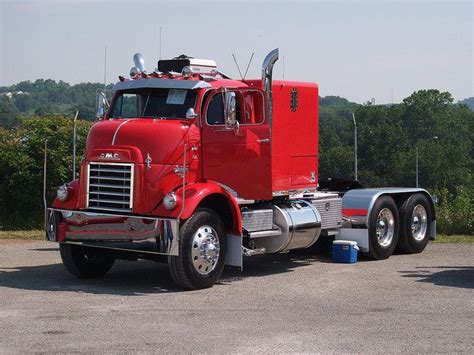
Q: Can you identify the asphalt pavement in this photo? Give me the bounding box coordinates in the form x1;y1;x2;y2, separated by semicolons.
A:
0;239;472;353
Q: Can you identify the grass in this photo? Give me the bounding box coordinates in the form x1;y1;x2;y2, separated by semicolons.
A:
0;231;472;243
433;234;474;244
0;230;44;240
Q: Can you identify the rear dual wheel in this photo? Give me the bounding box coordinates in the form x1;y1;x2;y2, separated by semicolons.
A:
367;196;399;260
398;193;432;254
366;193;432;260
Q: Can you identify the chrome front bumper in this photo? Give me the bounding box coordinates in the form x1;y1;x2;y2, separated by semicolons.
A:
46;208;179;256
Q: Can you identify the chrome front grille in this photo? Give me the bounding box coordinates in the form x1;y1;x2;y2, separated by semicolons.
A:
87;162;134;213
312;197;342;230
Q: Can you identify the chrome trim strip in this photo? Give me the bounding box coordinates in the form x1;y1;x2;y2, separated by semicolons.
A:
272;187;318;197
112;119;133;145
112;78;211;91
86;206;135;213
89;183;131;189
89;162;133;166
63;241;168;256
85;164;90;208
89;191;130;197
90;176;131;181
249;229;282;239
89;198;130;205
129;164;135;209
90;167;131;173
51;208;150;219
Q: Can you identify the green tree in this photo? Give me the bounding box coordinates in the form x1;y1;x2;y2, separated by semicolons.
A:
0;116;92;229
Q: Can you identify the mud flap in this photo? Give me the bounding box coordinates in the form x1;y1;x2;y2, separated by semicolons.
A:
226;234;243;270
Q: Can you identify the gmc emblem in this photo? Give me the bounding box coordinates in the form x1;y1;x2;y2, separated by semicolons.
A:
99;152;120;160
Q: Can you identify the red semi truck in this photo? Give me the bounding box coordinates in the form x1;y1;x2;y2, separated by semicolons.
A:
46;49;436;289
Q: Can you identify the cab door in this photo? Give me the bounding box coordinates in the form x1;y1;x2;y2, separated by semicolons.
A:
201;89;272;200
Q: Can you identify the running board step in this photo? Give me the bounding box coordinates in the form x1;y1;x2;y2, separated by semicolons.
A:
242;246;266;257
248;228;282;239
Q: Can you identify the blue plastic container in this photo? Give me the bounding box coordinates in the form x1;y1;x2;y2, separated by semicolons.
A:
332;240;359;263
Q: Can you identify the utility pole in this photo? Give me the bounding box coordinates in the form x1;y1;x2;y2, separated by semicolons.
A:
72;110;79;180
352;113;358;181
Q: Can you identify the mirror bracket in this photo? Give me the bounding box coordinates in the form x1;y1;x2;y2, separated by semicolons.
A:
224;91;238;132
96;89;110;119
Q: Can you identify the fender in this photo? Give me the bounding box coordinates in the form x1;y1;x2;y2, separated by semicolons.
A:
342;187;436;226
339;187;437;252
152;181;242;235
51;179;80;210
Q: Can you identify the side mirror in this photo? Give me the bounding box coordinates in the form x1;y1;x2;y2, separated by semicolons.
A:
96;90;109;119
224;91;239;131
186;108;198;119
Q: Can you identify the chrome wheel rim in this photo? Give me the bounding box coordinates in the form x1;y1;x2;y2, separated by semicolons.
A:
46;212;57;241
191;225;220;275
376;208;395;247
411;204;428;241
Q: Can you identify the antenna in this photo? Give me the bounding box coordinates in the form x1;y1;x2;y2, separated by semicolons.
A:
103;44;107;88
159;26;162;60
282;55;285;80
232;54;244;80
243;52;254;81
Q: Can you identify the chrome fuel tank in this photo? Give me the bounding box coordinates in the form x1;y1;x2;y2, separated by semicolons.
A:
252;200;322;253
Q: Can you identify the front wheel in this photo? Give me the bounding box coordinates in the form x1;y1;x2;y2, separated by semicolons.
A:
366;196;400;260
397;193;432;254
168;208;227;290
60;244;115;278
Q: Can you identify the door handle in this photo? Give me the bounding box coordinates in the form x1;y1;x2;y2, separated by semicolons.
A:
257;138;270;143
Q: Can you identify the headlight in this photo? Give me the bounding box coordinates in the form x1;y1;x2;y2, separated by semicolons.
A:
163;192;177;210
56;184;69;201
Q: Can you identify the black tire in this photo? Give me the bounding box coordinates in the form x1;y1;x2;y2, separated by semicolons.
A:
60;244;115;278
366;196;399;260
397;193;432;254
168;208;227;290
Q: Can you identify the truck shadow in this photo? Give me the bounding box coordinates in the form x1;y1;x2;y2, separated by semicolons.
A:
221;248;333;284
0;261;179;295
399;266;474;289
0;242;334;296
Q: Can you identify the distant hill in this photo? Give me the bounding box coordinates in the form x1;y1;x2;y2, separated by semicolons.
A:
319;95;358;108
458;97;474;110
0;79;106;127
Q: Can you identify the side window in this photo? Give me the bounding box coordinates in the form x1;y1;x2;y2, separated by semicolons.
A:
206;91;255;125
207;93;225;125
112;94;138;118
241;91;264;124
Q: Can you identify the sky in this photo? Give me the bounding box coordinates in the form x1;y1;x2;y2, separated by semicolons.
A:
0;0;472;103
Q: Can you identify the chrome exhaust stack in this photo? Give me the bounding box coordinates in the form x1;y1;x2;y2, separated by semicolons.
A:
261;48;279;130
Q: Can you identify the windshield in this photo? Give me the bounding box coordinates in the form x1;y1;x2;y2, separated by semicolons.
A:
109;88;197;119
